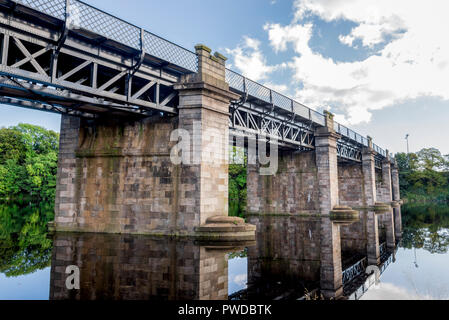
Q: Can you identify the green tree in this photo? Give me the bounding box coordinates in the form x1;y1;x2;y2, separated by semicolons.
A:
0;124;59;201
229;146;247;218
417;148;446;171
396;147;449;204
0;128;27;164
0;202;54;277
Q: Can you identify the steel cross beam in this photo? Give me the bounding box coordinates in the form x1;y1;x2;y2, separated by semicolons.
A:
337;140;363;163
230;102;315;150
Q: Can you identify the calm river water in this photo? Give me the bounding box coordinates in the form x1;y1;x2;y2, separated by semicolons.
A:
0;202;448;300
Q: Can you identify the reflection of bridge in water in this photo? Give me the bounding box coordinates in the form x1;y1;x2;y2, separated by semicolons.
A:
50;209;401;300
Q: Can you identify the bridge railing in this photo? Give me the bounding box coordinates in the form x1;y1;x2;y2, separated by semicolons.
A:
225;69;389;156
12;0;389;158
334;122;369;147
226;69;326;126
342;257;367;285
15;0;199;72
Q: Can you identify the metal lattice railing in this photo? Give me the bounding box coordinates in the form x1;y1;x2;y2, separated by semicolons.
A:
72;0;141;49
226;69;326;127
17;0;66;19
379;243;387;258
12;0;390;158
342;258;367;284
335;122;370;147
15;0;198;72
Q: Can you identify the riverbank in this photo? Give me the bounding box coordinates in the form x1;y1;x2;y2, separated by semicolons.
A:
402;189;449;205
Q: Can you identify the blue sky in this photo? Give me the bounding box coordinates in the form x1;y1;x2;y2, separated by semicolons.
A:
1;0;448;154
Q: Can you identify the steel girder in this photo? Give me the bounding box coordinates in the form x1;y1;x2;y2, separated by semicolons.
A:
229;102;315;150
337;140;363;163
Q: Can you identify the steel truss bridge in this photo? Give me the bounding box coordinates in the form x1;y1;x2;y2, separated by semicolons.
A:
0;0;392;165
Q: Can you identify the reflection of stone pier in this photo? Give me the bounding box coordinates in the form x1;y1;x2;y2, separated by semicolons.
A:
247;216;347;300
50;233;243;300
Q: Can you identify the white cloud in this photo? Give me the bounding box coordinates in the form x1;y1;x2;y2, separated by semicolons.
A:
262;82;290;95
226;0;449;125
225;36;284;82
361;282;440;300
338;22;404;48
233;274;247;287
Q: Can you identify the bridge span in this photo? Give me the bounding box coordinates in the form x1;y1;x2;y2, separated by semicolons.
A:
0;0;402;259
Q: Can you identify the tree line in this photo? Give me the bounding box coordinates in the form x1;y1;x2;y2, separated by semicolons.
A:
395;148;449;203
0;124;59;201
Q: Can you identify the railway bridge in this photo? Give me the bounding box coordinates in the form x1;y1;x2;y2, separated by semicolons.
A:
0;0;402;248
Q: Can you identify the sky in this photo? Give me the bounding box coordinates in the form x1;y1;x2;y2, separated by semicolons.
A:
1;0;448;154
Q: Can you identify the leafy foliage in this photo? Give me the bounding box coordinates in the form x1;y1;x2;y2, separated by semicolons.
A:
229;147;247;218
0;202;54;277
396;148;449;203
401;204;449;254
0;124;59;201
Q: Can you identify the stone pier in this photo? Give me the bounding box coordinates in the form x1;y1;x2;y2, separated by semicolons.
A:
362;141;377;207
53;44;255;240
315;111;341;215
319;217;344;299
378;155;393;203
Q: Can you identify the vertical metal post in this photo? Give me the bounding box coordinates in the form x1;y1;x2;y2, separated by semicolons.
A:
91;63;97;89
52;0;70;82
1;34;9;66
155;82;160;106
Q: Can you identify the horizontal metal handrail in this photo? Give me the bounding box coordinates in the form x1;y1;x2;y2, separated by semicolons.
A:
15;0;198;72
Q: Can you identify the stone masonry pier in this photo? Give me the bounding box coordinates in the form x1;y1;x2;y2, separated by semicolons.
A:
54;45;255;240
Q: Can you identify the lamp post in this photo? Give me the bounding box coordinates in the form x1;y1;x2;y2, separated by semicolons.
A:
405;134;410;154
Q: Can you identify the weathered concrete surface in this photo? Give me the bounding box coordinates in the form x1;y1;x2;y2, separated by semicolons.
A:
247;151;319;215
338;163;366;208
315;112;341;215
362;147;377;207
50;233;232;300
54;115;185;235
